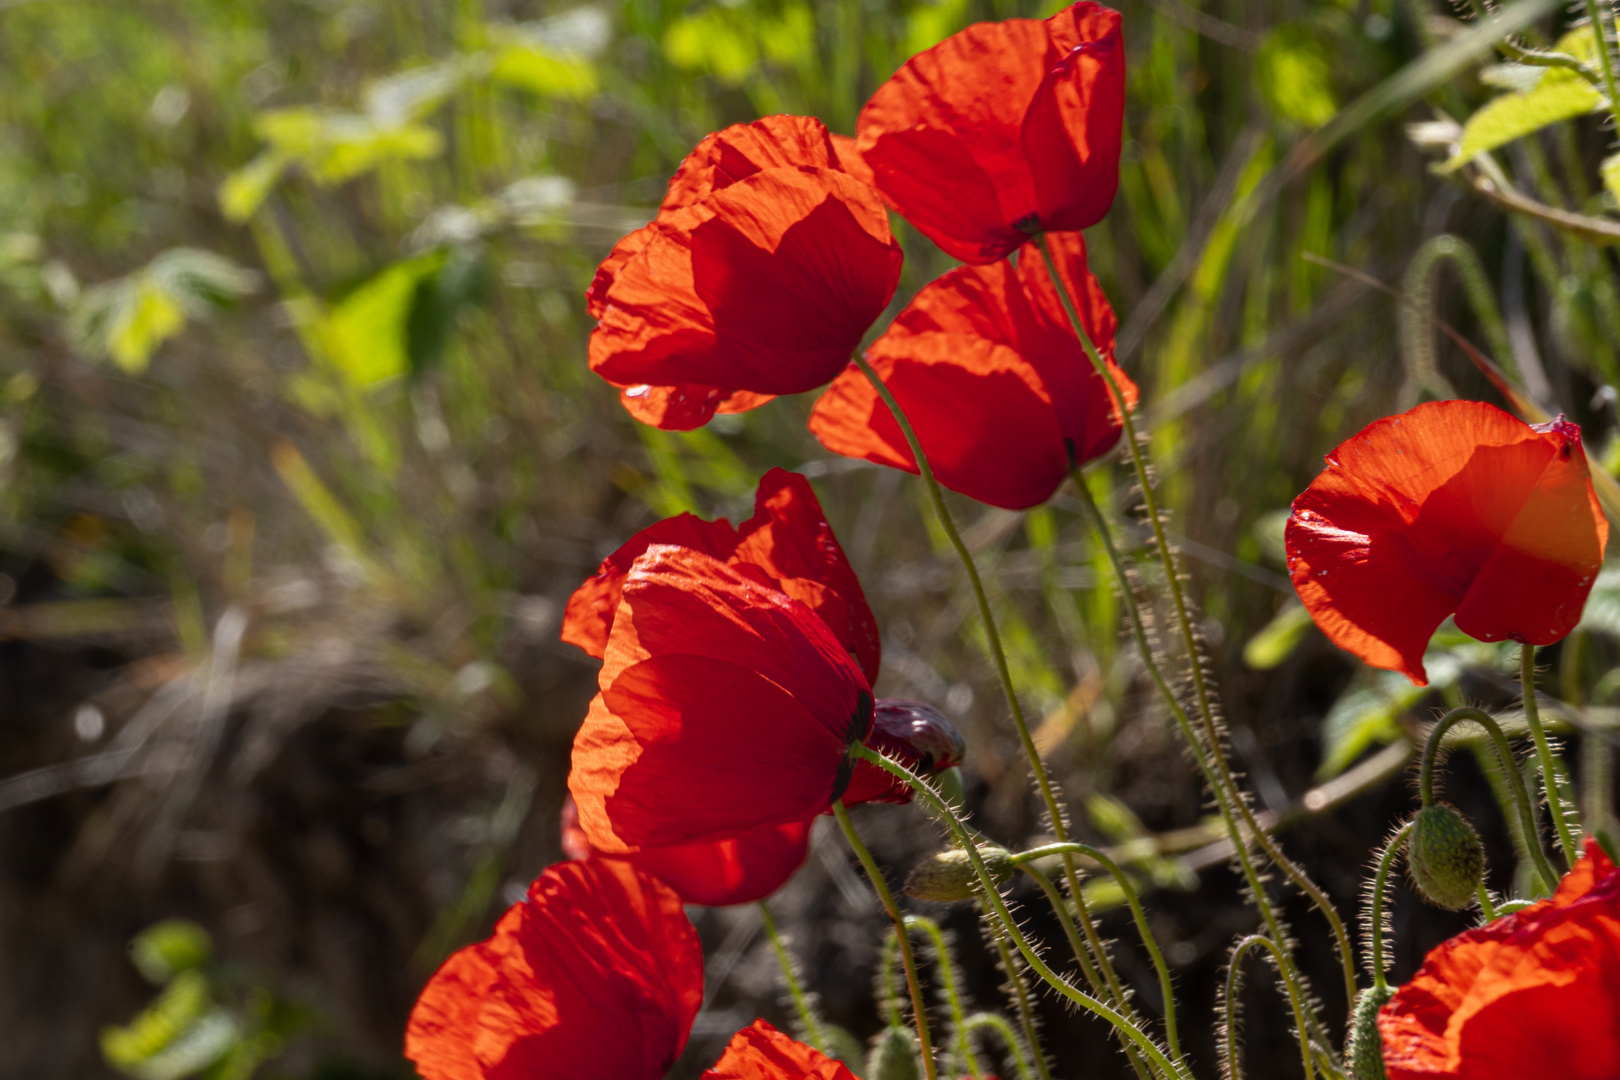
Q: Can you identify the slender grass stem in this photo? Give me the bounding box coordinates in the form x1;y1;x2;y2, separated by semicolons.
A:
852;354;1151;1079
832;800;937;1080
1043;232;1356;1012
851;744;1191;1080
1420;706;1559;892
759;901;825;1052
1224;934;1316;1080
1521;646;1581;863
1367;822;1413;993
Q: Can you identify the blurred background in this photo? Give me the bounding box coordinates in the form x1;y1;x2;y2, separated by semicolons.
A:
5;0;1620;1077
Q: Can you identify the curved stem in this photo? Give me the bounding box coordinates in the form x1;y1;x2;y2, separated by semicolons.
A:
1224;934;1316;1080
989;928;1055;1080
851;744;1190;1080
906;915;981;1079
962;1012;1036;1080
853;353;1150;1078
759;902;825;1052
1068;469;1355;1013
1046;238;1357;1011
832;800;937;1080
1012;844;1182;1066
1419;706;1558;892
1018;863;1108;995
1367;822;1413;993
1521;646;1580;864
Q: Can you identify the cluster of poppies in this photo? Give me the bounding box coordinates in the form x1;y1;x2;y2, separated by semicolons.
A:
403;1;1620;1077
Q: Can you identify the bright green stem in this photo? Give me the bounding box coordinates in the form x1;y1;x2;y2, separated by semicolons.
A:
1419;706;1558;892
759;901;825;1052
961;1012;1036;1080
1368;822;1414;993
905;916;981;1078
1476;884;1498;921
989;928;1055;1080
851;744;1191;1080
852;353;1148;1073
1584;0;1620;126
1018;863;1109;997
1012;844;1182;1066
832;800;938;1080
1521;646;1580;864
1224;935;1316;1080
1045;233;1357;1013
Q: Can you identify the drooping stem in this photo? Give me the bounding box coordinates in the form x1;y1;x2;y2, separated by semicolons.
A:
1223;934;1316;1080
852;353;1151;1073
1521;645;1580;864
961;1012;1036;1080
1367;822;1413;993
989;927;1055;1080
1012;844;1182;1066
906;915;981;1079
1420;706;1559;892
759;901;825;1052
1043;235;1357;1012
832;800;937;1080
851;744;1191;1080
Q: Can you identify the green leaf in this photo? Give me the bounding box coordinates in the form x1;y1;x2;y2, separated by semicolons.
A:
1243;601;1314;669
101;970;213;1072
904;0;973;58
254;108;442;185
405;246;487;377
322;253;444;387
489;45;598;99
363;59;467;126
1577;563;1620;636
1449;28;1607;166
218;152;287;223
663;10;757;83
1258;25;1339;127
1603;153;1620;206
1085;793;1147;844
130;920;213;985
1318;653;1462;779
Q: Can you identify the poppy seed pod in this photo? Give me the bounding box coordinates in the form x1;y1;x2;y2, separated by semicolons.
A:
904;844;1016;902
1346;984;1394;1080
869;1026;922;1080
1407;804;1485;911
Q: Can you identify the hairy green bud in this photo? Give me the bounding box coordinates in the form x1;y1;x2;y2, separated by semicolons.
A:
1407;803;1485;911
870;1025;921;1080
1345;984;1394;1080
903;845;1015;902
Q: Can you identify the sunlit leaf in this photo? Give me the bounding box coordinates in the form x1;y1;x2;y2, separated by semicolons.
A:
1577;563;1620;636
406;246;487;377
1258;25;1338;127
129;921;212;985
1448;27;1606;166
101;971;213;1072
489;45;598;99
364;59;467;127
1603;152;1620;206
1243;601;1314;669
254;108;443;185
664;10;757;83
757;2;815;66
322;253;444;387
1318;653;1462;779
904;0;972;58
218;151;288;223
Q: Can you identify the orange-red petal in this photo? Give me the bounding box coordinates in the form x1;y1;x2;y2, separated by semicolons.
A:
855;3;1124;263
405;859;703;1080
702;1019;859;1080
1286;401;1607;684
560;468;881;684
1379;840;1620;1079
569;546;872;853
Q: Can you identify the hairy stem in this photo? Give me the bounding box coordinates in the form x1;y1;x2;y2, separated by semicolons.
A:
962;1012;1036;1080
1521;646;1580;863
759;902;825;1052
832;800;937;1080
906;915;981;1078
1224;934;1316;1080
1367;822;1413;993
989;927;1055;1080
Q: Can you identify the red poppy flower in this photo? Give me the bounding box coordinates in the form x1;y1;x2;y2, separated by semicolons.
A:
854;2;1125;264
569;544;873;854
809;231;1135;510
1286;400;1608;685
405;858;703;1080
1378;839;1620;1079
561;794;815;908
562;467;881;685
702;1020;858;1080
587;115;904;431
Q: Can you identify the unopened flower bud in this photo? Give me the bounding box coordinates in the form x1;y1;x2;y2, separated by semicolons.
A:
1345;984;1393;1080
846;699;968;806
1407;804;1484;911
870;1025;921;1080
904;844;1015;902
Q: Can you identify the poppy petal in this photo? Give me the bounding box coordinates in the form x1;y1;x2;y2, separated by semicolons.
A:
1288;401;1608;683
856;3;1124;263
405;859;703;1080
613;383;776;431
702;1019;859;1080
569;546;872;853
589;167;903;397
663;115;841;213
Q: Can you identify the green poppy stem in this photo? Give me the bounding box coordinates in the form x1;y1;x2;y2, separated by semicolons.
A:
1521;645;1581;864
758;901;826;1052
1368;821;1414;993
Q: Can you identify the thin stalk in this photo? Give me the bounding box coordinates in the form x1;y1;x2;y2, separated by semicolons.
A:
906;916;981;1078
1019;863;1109;996
1224;935;1316;1080
1367;822;1413;993
1048;232;1357;1012
1012;844;1182;1066
989;928;1056;1080
1419;706;1559;892
852;353;1151;1079
1521;646;1580;863
759;902;825;1052
879;933;904;1027
961;1013;1036;1080
832;801;938;1080
1582;0;1620;124
851;744;1191;1080
1476;884;1498;921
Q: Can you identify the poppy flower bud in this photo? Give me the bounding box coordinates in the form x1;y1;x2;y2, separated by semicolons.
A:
1345;984;1393;1080
842;699;968;806
1407;804;1485;911
904;844;1016;902
869;1026;922;1080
